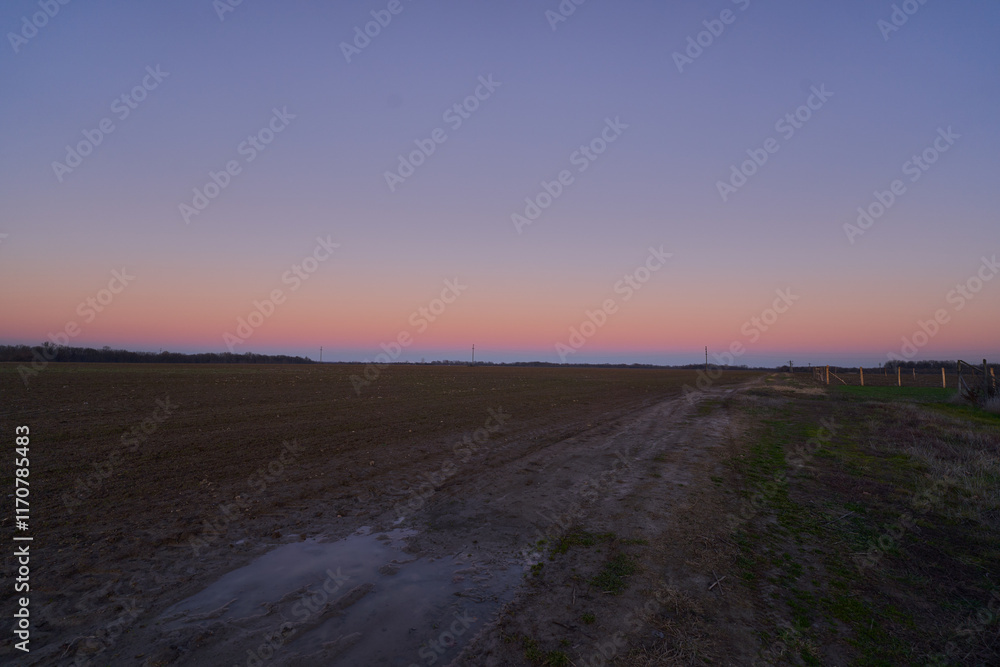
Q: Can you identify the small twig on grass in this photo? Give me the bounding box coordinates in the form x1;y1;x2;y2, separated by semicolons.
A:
823;511;854;525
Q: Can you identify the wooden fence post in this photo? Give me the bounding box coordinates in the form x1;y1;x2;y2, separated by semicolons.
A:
941;367;945;388
860;367;864;387
912;368;915;380
985;359;990;396
897;366;901;387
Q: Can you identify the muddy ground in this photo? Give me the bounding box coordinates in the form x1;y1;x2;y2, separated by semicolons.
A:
3;365;998;666
0;364;755;665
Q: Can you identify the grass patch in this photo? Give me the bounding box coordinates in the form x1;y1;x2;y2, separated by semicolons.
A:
833;385;956;403
926;401;1000;427
729;387;1000;665
590;553;637;595
696;399;720;416
519;636;571;666
552;530;615;555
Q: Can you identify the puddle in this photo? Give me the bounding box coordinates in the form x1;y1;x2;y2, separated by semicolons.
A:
159;528;523;666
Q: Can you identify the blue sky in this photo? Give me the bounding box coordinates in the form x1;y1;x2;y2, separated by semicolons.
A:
1;0;998;366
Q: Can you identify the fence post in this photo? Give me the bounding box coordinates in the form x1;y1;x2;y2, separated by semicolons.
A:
897;366;901;387
826;365;829;385
860;367;864;387
941;367;945;388
985;359;989;396
912;368;915;380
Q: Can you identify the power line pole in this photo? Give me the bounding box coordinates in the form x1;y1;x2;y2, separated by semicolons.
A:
320;346;323;363
705;346;708;373
472;344;475;366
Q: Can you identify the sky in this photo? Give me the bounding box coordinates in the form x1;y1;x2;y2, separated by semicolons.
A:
1;0;998;367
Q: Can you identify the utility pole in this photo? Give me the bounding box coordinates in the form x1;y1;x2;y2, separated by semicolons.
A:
472;344;475;366
320;346;323;363
705;346;708;373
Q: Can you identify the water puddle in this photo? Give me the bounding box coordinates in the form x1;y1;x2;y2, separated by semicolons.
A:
159;528;523;666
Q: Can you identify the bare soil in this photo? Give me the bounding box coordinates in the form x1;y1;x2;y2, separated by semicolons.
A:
3;365;996;666
0;364;755;665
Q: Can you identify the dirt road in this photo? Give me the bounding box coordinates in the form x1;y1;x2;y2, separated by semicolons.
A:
6;368;760;666
158;384;752;666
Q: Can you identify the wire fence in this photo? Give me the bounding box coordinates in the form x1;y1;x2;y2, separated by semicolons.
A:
808;360;997;393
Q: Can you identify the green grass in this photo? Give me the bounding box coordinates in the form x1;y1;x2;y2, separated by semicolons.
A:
696;399;720;416
519;636;571;666
832;385;956;402
553;530;615;555
590;553;637;595
926;401;1000;427
729;386;1000;665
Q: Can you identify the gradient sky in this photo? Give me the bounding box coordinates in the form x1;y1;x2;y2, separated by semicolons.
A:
1;0;998;366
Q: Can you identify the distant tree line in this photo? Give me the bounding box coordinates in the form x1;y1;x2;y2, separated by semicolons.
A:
0;344;314;364
334;360;764;369
4;344;971;370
